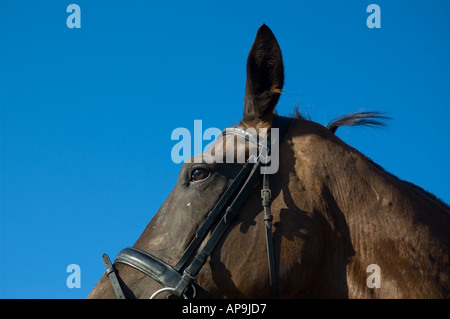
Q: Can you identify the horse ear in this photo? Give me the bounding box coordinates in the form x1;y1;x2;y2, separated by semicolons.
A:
243;24;284;122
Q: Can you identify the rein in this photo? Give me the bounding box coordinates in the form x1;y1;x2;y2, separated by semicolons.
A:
101;116;291;299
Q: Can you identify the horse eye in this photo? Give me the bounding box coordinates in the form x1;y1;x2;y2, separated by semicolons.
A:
190;169;210;182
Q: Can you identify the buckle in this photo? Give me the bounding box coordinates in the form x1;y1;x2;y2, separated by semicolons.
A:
261;189;272;207
261;189;271;199
183;268;198;281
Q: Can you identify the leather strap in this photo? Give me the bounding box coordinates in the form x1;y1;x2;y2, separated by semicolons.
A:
115;247;182;289
102;253;125;299
262;172;277;298
262;115;291;298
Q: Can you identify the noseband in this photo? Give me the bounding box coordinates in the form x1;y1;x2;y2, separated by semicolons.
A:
101;116;291;299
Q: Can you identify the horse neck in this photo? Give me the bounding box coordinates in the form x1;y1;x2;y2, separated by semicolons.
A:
290;125;450;298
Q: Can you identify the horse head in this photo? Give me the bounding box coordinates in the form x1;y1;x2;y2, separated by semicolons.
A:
88;25;450;299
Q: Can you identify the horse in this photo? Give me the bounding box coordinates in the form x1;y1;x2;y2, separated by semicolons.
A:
88;24;450;299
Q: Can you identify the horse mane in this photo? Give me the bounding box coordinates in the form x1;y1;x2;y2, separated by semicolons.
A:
289;107;449;211
289;108;390;133
326;111;391;133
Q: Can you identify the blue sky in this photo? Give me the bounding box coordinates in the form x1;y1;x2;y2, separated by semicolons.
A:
1;1;449;298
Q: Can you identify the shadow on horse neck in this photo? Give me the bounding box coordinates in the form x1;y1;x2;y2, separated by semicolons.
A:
272;117;449;298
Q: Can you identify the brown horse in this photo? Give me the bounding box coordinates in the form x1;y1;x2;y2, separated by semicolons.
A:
88;25;450;299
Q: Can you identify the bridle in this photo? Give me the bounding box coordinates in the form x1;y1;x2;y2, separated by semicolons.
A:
101;116;291;299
